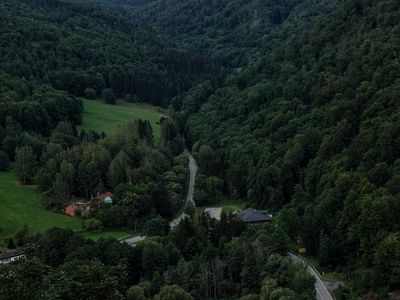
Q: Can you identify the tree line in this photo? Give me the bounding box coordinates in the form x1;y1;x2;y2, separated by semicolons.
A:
9;116;187;233
0;215;315;300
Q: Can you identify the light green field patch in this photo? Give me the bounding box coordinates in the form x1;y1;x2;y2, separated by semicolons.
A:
217;198;245;214
0;171;82;241
195;197;245;217
77;99;166;140
82;230;129;241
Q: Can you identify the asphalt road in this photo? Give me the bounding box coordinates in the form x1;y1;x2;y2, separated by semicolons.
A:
122;149;197;238
169;148;198;228
288;253;334;300
123;151;332;300
184;148;198;205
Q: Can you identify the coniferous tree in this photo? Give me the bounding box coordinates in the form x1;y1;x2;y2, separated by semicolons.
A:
15;146;36;185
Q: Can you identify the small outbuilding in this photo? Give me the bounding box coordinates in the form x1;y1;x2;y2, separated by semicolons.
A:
64;192;113;217
204;207;222;220
234;208;272;224
96;192;113;204
65;201;90;217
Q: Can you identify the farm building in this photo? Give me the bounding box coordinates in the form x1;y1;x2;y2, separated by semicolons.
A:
65;192;113;217
0;249;25;265
65;201;90;217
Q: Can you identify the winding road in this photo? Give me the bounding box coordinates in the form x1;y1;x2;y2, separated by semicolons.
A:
122;148;198;242
169;148;198;228
123;146;333;300
288;253;334;300
184;148;198;205
170;149;333;300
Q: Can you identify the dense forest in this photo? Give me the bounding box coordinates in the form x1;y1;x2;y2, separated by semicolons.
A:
0;0;218;106
124;0;400;297
0;221;314;300
0;0;220;173
1;0;400;298
179;0;400;297
127;0;342;67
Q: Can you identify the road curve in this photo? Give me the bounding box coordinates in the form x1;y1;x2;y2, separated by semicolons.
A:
288;253;333;300
169;148;198;228
123;149;198;239
184;148;198;205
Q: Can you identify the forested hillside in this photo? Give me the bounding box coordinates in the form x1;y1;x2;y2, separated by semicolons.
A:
1;0;400;298
130;0;340;66
179;0;400;296
0;0;217;187
0;0;199;246
0;0;315;299
0;0;217;106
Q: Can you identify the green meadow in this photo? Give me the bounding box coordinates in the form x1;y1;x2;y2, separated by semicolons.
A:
0;170;82;242
0;100;165;244
195;197;245;218
77;99;166;141
82;231;129;241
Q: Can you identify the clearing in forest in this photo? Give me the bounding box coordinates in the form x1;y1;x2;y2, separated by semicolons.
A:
78;99;166;141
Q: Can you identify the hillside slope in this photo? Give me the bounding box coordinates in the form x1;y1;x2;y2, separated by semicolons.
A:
182;0;400;295
129;0;340;66
0;0;217;106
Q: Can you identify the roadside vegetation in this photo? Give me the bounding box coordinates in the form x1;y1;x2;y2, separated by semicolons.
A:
82;230;129;241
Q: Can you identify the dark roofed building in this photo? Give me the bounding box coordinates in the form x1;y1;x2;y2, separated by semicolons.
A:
0;249;25;265
234;208;272;224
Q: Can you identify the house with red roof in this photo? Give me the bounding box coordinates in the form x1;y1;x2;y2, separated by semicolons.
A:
64;192;113;217
65;201;90;217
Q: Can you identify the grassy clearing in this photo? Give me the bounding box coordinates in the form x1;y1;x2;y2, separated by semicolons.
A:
77;99;166;140
218;198;245;214
195;197;245;217
82;230;129;241
0;101;166;245
0;170;82;242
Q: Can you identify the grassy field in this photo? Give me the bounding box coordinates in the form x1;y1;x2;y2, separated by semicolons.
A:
0;171;82;242
218;198;245;214
82;230;129;241
78;99;166;141
195;197;245;217
0;100;161;245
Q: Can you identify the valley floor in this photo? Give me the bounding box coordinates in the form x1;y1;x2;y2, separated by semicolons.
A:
77;99;166;140
0;100;165;246
0;170;81;242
